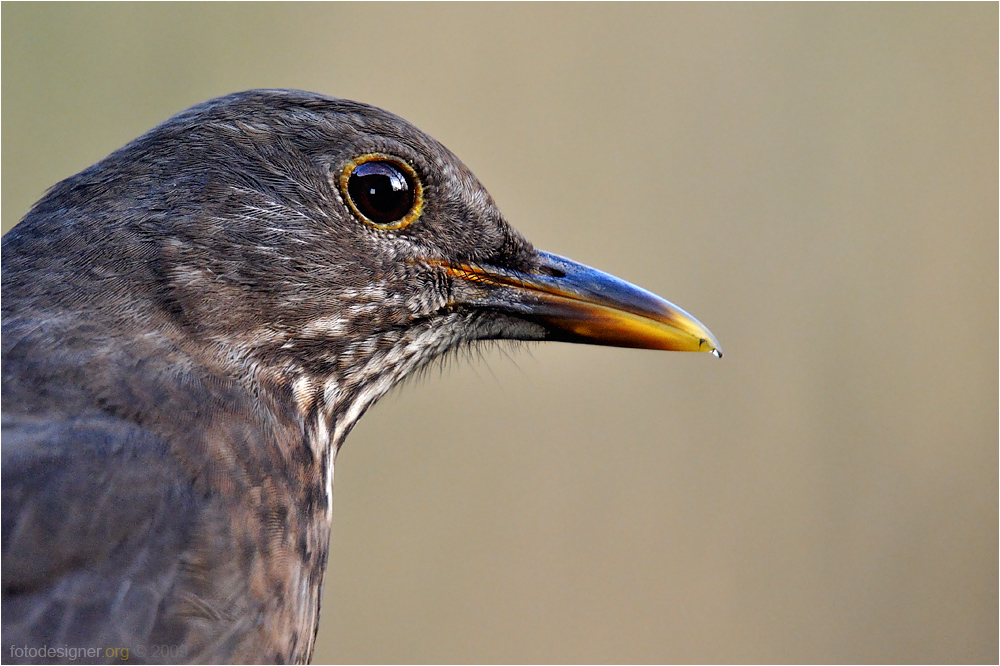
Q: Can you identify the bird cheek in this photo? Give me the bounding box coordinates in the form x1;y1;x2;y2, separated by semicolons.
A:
402;272;452;319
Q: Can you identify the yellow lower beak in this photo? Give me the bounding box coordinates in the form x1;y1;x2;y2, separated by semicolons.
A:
435;251;722;357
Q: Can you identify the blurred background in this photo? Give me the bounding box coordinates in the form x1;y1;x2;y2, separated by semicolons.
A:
3;4;996;663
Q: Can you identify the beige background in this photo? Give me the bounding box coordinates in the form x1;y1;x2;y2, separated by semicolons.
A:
3;4;996;663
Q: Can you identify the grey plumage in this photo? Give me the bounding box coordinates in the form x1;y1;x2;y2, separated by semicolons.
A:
2;90;719;664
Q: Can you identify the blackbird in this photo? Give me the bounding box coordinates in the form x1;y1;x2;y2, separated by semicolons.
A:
1;90;720;664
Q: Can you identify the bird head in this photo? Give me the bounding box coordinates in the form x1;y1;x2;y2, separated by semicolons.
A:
7;89;719;443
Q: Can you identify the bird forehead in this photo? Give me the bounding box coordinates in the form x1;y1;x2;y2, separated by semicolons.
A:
180;91;522;250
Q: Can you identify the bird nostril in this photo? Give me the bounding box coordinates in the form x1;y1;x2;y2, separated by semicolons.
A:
537;264;566;279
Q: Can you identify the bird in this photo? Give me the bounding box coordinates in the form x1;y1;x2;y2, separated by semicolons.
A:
1;89;721;664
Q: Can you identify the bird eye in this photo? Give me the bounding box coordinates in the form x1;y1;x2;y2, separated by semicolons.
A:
340;155;422;230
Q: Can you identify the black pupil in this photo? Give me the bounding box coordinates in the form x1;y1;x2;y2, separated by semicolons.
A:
347;161;414;224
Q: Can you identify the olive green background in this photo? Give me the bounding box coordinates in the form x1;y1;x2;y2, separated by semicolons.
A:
3;3;996;663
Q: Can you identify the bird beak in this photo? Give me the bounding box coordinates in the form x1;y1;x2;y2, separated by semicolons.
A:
434;250;722;356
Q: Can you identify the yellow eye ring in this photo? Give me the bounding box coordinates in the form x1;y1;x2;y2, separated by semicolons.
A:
339;153;423;230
